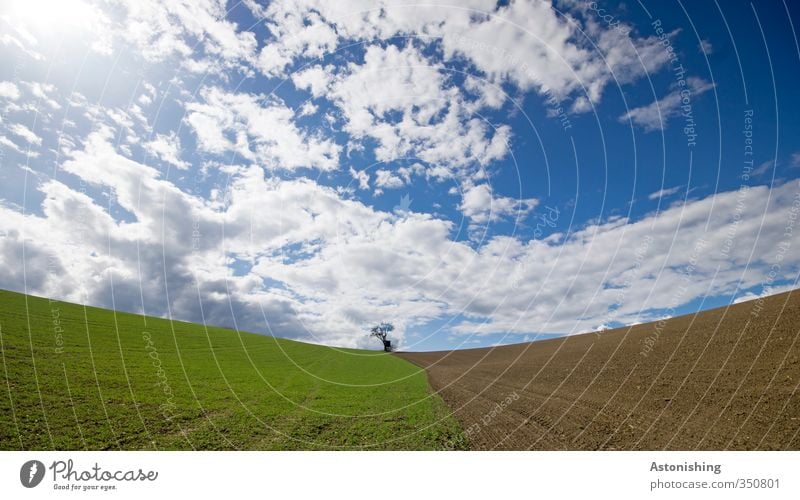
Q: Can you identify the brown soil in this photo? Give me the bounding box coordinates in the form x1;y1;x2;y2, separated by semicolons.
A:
397;290;800;450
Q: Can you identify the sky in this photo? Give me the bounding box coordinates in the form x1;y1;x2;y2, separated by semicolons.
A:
0;0;799;351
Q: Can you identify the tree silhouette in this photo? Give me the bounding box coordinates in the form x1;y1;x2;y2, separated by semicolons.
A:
370;322;395;352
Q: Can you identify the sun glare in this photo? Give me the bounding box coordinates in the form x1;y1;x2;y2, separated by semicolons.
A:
2;0;105;38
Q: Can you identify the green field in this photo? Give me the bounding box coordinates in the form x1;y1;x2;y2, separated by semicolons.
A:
0;289;464;450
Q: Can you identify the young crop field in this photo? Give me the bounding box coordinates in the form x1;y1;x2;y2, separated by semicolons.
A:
0;289;464;450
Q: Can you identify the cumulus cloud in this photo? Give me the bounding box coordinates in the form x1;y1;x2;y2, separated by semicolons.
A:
733;283;798;304
24;81;61;109
144;132;189;170
0;135;28;155
318;43;513;179
254;0;672;107
4;126;798;348
255;9;337;76
185;86;341;171
374;169;406;190
0;128;310;339
114;0;257;71
8;123;42;145
349;167;370;191
2;0;795;353
291;65;334;98
459;183;538;224
0;81;20;100
449;181;800;336
619;77;715;132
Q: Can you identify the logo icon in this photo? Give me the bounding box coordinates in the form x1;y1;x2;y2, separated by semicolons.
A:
20;460;45;488
393;194;413;214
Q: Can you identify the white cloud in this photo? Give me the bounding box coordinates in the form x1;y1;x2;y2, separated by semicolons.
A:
144;132;189;170
255;10;338;77
459;183;538;224
752;160;773;177
0;81;20;100
322;43;512;177
451;181;800;336
2;127;800;348
298;101;318;117
648;185;683;200
114;0;257;71
291;65;334;98
24;81;61;109
374;169;405;190
256;44;293;76
185;87;341;171
1;0;795;353
619;77;715;131
0;135;27;154
8;123;42;145
463;75;507;110
733;284;797;304
570;96;592;114
699;39;714;55
2;0;113;55
349;167;370;190
256;0;672;108
0;15;44;61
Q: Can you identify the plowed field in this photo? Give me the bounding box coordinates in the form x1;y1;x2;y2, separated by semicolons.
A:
398;290;800;450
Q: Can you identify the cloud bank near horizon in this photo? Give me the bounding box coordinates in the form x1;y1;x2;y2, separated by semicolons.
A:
0;0;798;349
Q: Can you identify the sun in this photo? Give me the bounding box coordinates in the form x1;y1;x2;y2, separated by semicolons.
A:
1;0;109;40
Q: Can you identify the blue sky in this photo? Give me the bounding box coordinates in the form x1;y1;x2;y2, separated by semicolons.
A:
0;0;799;351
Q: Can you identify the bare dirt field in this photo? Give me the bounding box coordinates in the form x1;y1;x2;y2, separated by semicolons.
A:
397;290;800;450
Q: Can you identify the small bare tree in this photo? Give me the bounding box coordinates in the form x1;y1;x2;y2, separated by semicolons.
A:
370;322;395;352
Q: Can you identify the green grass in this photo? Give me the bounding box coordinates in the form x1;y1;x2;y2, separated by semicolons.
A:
0;289;464;450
